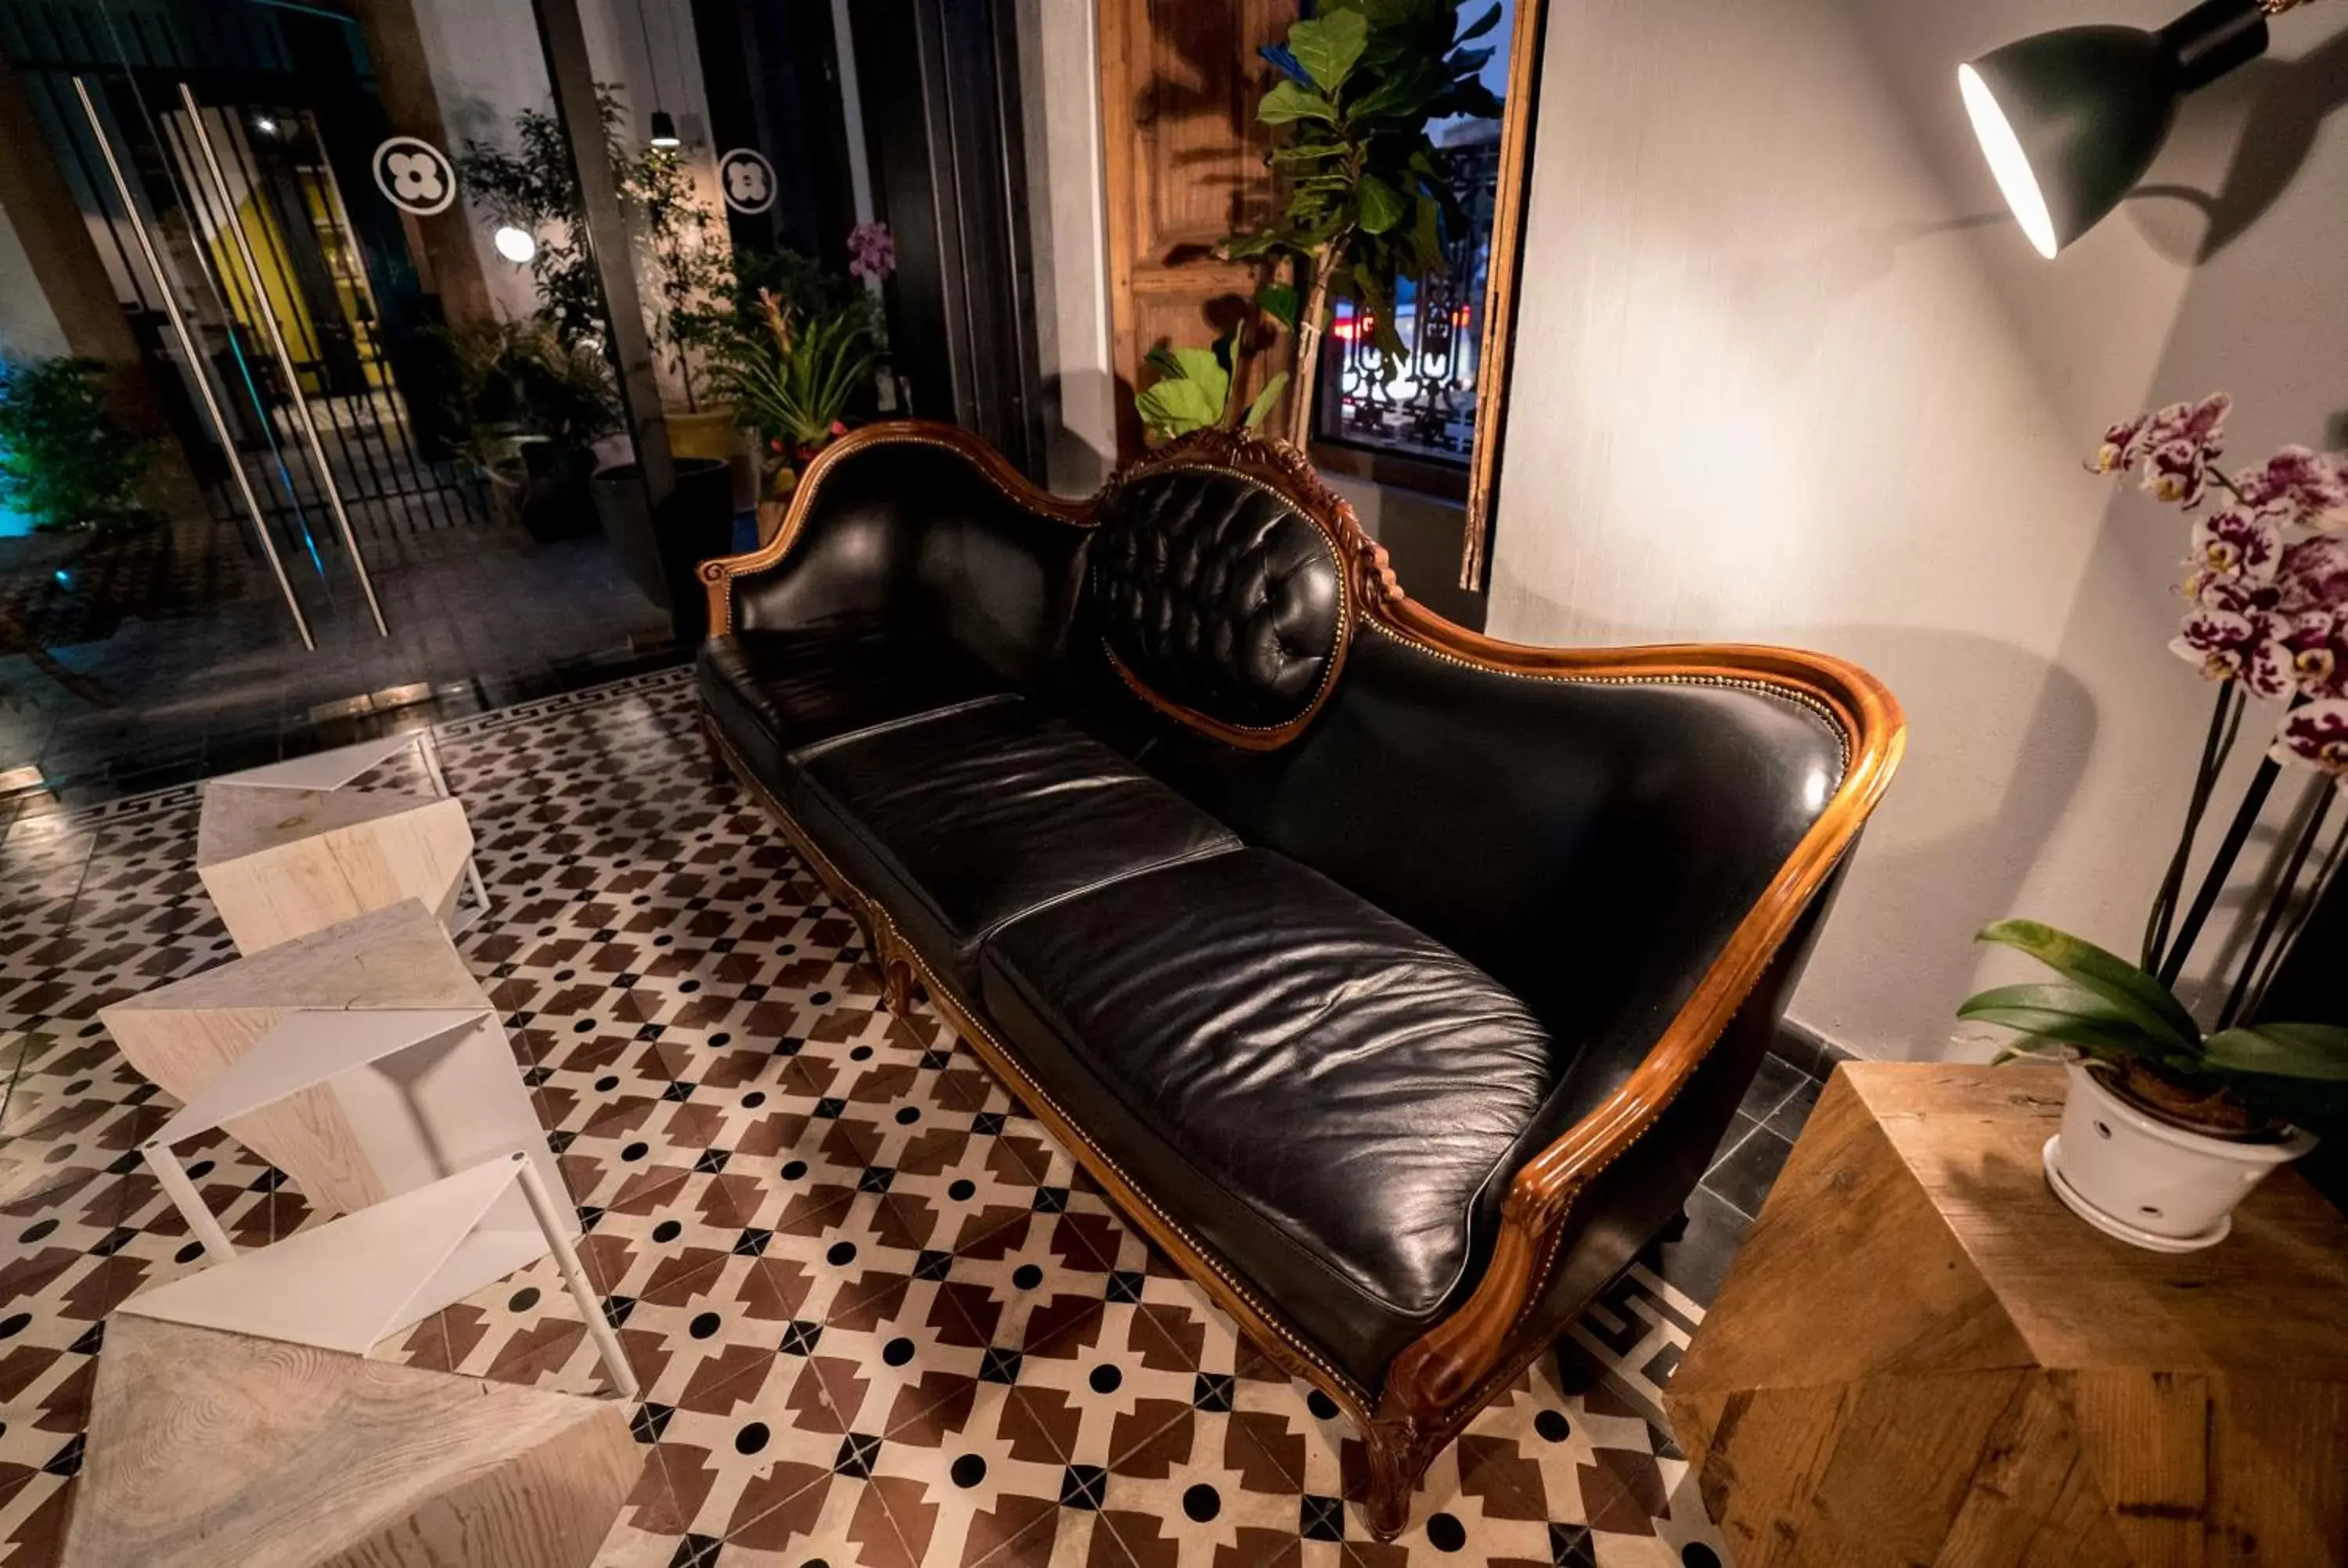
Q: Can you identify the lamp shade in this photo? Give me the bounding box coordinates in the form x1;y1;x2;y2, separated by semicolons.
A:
649;110;680;149
1960;0;2267;257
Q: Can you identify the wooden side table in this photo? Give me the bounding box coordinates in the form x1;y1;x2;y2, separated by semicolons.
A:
99;901;556;1217
1665;1063;2348;1568
64;1314;638;1568
197;732;486;955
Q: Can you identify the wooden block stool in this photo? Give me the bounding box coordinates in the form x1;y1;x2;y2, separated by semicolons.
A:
197;732;484;955
1666;1063;2348;1568
98;901;553;1217
63;1314;638;1568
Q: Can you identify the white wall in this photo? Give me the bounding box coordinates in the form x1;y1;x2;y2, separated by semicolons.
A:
1487;0;2348;1059
1017;0;1118;496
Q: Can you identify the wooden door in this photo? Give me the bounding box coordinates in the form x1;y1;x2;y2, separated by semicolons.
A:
1097;0;1296;459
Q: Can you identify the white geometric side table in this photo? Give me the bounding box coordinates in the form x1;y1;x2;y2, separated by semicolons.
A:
124;1005;626;1396
124;1152;632;1397
100;901;538;1215
198;732;488;955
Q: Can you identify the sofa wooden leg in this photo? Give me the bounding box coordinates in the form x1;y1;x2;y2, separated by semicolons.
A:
698;717;729;789
880;956;916;1016
1362;1418;1423;1542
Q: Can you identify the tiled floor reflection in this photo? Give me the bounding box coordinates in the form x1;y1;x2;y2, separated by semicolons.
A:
0;509;674;822
0;667;1821;1566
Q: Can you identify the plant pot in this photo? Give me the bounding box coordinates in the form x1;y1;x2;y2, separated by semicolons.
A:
515;440;597;541
589;456;734;646
667;405;758;514
2043;1060;2316;1251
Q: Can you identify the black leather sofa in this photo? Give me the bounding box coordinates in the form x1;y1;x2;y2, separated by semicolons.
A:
696;421;1903;1537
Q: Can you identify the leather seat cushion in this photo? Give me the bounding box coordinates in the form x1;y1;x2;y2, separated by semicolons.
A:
697;617;1010;788
791;699;1240;993
978;849;1559;1389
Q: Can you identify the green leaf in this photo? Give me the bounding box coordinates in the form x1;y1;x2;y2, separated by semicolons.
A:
1242;372;1289;430
1143;345;1185;379
1258;80;1338;125
1955;1004;2173;1059
1356;174;1408;234
1287;11;1370;93
1135;376;1225;440
2202;1024;2348;1081
1349;57;1448;124
1954;981;2170;1052
1164;346;1228;390
1457;4;1502;42
1973;919;2202;1055
1255;282;1300;332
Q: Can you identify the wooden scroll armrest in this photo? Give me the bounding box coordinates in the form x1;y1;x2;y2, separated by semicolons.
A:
1380;1056;1696;1418
1381;700;1903;1420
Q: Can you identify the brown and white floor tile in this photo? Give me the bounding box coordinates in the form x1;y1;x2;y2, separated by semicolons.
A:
0;667;1740;1568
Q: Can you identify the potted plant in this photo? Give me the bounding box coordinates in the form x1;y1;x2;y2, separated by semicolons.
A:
1960;919;2341;1248
0;356;153;534
436;320;618;538
631;132;736;463
1131;0;1498;448
1961;395;2348;1249
712;288;877;541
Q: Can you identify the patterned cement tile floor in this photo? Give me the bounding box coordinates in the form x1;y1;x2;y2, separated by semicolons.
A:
0;666;1820;1567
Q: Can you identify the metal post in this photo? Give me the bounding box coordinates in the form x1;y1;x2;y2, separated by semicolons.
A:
511;1154;640;1400
145;1141;239;1266
178;85;388;638
72;77;315;650
530;0;674;512
412;729;492;923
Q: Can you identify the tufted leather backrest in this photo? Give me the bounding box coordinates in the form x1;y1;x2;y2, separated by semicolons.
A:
1086;467;1348;741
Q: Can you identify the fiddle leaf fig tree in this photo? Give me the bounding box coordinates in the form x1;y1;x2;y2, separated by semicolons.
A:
1225;0;1501;448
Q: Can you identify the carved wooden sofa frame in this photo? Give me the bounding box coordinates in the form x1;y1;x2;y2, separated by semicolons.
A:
696;420;1905;1538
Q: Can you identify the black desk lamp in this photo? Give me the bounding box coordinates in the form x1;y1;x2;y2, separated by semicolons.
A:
1960;0;2315;256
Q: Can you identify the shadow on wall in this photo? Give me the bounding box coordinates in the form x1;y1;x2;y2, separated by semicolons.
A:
1723;214;2008;382
1813;625;2099;1059
2130;19;2348;262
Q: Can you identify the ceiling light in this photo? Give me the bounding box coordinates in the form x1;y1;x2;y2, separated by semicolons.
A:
493;225;538;264
648;110;681;150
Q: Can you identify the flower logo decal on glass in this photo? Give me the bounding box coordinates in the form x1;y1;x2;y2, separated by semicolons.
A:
370;136;456;217
718;149;776;216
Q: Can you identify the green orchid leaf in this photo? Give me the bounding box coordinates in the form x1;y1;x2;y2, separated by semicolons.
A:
1287;11;1370;93
1957;983;2165;1047
2202;1024;2348;1081
1956;1005;2169;1058
1255;282;1300;332
1242;372;1289;430
1356;174;1409;234
1259;80;1338;125
1973;919;2200;1054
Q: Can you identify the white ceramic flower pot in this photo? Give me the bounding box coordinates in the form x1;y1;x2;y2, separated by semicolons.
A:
2043;1061;2316;1251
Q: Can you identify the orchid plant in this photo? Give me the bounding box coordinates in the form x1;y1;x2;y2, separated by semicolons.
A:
1959;395;2348;1131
